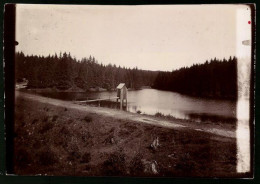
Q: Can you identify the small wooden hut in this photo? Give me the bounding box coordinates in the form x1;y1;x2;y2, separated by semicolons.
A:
116;83;127;110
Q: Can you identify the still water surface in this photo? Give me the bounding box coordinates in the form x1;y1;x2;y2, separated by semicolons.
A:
33;89;237;122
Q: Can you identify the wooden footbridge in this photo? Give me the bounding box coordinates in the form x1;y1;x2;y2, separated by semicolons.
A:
76;83;128;110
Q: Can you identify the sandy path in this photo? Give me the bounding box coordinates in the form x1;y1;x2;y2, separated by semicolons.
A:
15;91;236;139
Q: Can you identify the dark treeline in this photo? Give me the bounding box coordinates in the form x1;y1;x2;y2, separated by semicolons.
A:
153;57;237;99
15;52;158;90
15;52;237;99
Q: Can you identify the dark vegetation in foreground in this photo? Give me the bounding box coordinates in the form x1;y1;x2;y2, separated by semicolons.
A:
153;57;238;99
15;52;237;99
14;95;241;177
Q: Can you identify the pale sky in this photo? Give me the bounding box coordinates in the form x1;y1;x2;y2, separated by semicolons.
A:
16;4;250;71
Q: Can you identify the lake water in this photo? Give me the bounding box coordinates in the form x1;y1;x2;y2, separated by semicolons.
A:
30;89;237;122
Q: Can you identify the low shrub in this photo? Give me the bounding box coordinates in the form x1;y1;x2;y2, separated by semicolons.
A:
60;126;70;135
81;152;91;163
39;122;53;134
129;153;144;175
15;148;31;167
52;115;58;122
67;151;81;161
101;152;127;176
42;116;49;122
32;118;38;124
155;112;164;117
37;149;58;166
83;116;92;123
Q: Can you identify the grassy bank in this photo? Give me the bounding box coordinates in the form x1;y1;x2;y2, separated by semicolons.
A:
14;94;238;177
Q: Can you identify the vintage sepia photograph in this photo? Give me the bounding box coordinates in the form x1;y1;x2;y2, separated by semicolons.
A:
7;4;254;177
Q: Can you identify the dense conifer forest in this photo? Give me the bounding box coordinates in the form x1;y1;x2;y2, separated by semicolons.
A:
15;52;158;90
15;52;237;99
153;57;238;99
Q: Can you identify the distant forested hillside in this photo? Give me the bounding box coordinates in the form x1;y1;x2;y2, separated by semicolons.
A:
15;52;158;90
153;57;238;99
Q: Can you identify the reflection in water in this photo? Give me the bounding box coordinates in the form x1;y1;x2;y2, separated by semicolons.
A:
126;89;236;122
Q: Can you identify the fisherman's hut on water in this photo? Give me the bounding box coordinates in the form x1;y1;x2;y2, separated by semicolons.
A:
116;83;127;110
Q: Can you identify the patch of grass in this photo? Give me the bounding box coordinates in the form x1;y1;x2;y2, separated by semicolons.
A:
81;132;91;142
36;149;58;166
43;107;49;112
60;126;70;135
103;135;115;145
54;133;69;149
52;115;58;122
109;127;115;133
67;144;80;161
42;116;49;122
33;142;41;149
39;122;54;134
101;152;127;176
81;152;91;163
118;129;130;137
15;148;31;167
175;152;195;173
67;151;81;161
129;153;144;176
32;118;38;124
83;115;92;123
68;119;73;124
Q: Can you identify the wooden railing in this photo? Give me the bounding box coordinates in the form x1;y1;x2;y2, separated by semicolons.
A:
76;97;119;103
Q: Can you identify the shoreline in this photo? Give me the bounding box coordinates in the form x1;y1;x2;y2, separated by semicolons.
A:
18;88;238;129
16;90;236;138
19;86;237;101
